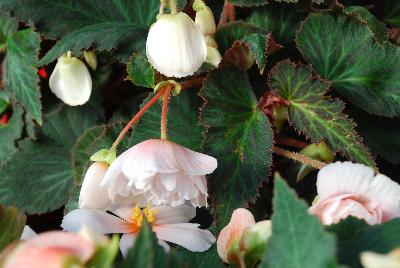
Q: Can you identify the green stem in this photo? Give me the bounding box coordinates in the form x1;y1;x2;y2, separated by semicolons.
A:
169;0;177;14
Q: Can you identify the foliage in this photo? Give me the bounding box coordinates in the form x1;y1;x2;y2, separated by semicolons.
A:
0;0;399;267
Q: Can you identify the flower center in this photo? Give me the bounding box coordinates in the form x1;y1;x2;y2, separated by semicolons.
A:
130;206;158;228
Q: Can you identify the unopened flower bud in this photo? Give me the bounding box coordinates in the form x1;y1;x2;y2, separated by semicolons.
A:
49;51;92;106
83;50;97;70
146;12;207;78
205;46;222;67
240;220;272;267
361;249;400;268
194;0;216;36
205;35;218;48
79;162;110;209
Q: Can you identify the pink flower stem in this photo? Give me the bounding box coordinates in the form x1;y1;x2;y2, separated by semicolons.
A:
274;146;326;169
275;137;310;149
160;85;173;140
111;87;167;150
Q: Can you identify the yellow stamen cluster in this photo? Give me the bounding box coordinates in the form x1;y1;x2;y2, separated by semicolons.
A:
130;206;158;227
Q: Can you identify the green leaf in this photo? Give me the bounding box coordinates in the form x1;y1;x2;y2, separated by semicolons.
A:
269;61;375;168
344;6;388;43
216;21;266;53
36;22;148;66
373;0;400;27
0;104;23;166
0;105;103;214
130;89;204;151
247;3;307;44
0;205;26;251
350;107;400;165
200;67;273;231
261;174;337;268
127;53;155;88
177;248;222;268
0;0;159;38
220;33;271;74
228;0;268;7
4;29;41;124
296;12;400;117
327;217;370;241
119;220;181;268
329;218;400;268
0;91;9;115
0;11;17;44
86;235;120;268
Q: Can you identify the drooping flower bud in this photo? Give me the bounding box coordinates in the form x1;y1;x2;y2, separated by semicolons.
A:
49;51;92;106
205;46;222;67
79;162;110;209
193;0;217;36
240;220;272;267
83;50;98;70
146;12;207;78
217;208;256;264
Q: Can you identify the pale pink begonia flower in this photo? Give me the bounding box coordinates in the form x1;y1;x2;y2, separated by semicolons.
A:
217;208;256;263
309;162;400;225
1;231;95;268
101;139;218;208
62;203;215;257
79;162;111;209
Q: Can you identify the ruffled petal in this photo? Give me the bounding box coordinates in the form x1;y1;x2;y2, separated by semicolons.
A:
119;234;137;257
155;203;196;225
367;174;400;220
317;162;374;199
62;209;132;234
21;225;37;240
154;223;215;252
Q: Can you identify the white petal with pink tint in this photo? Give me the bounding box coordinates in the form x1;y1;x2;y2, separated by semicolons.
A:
119;234;137;257
154;223;215;252
155;203;196;225
79;162;110;209
367;174;400;221
62;209;132;234
217;208;256;263
317;162;374;199
102;139;217;207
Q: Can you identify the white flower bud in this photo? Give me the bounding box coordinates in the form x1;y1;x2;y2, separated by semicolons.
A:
194;1;216;36
205;35;218;48
49;52;92;106
79;162;110;209
205;46;222;67
146;12;207;78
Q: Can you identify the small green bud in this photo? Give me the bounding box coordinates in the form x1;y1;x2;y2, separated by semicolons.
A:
297;142;334;181
90;149;116;165
83;50;98;70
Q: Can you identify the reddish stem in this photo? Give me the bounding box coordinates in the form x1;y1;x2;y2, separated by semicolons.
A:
161;85;172;140
276;137;309;149
218;0;231;27
274;147;326;169
111;87;167;150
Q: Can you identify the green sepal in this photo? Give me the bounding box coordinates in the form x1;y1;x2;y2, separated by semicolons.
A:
297;142;334;181
86;235;120;268
154;80;182;96
90;149;116;165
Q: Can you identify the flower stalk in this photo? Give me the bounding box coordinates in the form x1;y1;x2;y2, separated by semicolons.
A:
111;87;167;150
274;146;326;169
161;85;173;140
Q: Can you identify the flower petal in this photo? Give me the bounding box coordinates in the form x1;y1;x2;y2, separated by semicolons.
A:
155;203;196;225
119;234;137;257
62;209;132;234
154;223;215;252
21;225;37;240
317;162;374;199
367;174;400;220
217;208;255;263
79;162;110;209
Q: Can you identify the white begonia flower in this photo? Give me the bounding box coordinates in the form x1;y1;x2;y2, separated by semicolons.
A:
20;225;37;240
49;51;92;106
309;162;400;225
62;203;216;256
146;12;207;78
101;139;218;208
361;249;400;268
79;162;111;210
